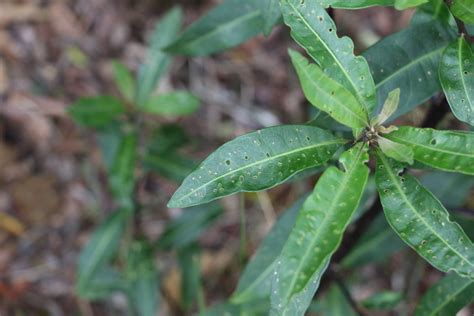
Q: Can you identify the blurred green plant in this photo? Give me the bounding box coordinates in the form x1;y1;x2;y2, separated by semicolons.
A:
68;7;219;316
168;0;474;315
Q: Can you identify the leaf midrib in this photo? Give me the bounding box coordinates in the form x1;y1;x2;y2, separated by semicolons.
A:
286;1;370;110
429;279;473;315
457;38;474;110
173;139;346;204
375;46;445;88
297;60;368;127
281;145;366;304
379;153;474;269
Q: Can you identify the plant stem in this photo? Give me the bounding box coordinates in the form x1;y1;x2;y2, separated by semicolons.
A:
239;193;247;265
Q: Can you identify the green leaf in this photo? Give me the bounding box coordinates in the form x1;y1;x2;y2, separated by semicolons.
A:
157;203;222;250
280;0;376;113
126;240;159;316
146;124;189;155
165;0;262;56
68;96;125;128
232;196;306;304
361;291;403;310
142;91;200;117
439;36;474;126
421;171;474;208
415;273;474;316
377;136;414;165
168;125;346;208
451;0;474;24
136;7;182;105
384;127;474;175
308;285;358;316
318;0;395;9
371;88;400;126
375;152;474;279
341;214;405;268
77;266;127;300
258;0;281;36
363;20;457;118
97;123;124;171
108;131;137;209
178;245;201;311
77;210;129;295
271;143;370;314
411;0;456;26
111;60;135;101
395;0;429;10
289;50;369;128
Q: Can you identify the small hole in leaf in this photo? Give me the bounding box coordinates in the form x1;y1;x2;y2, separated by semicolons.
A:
244;155;249;160
328;28;333;32
225;160;231;166
430;139;437;145
306;136;311;141
266;153;271;158
464;71;468;75
330;91;335;95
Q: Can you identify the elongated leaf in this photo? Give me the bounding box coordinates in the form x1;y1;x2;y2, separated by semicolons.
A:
415;273;474;316
112;60;135;101
157;203;222;250
136;7;182;105
439;36;474;126
395;0;429;10
375;152;474;279
168;125;346;208
385;127;474;175
363;20;457;118
342;214;405;268
290;50;369;128
451;0;474;24
178;245;201;311
68;96;125;128
361;291;403;310
280;0;376;113
258;0;281;36
126;240;159;316
165;0;262;56
232;196;306;304
319;0;395;8
371;88;400;126
142;91;200;117
271;143;370;314
78;266;127;300
77;209;129;294
378;136;414;165
308;285;358;316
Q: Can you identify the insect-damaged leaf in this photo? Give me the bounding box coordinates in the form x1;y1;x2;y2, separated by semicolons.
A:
439;36;474;126
376;152;474;279
415;272;474;316
280;0;376;114
271;143;370;314
289;50;369;128
168;125;346;208
385;127;474;175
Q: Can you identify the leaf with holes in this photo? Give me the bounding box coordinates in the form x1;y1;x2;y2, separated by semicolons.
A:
439;36;474;126
165;0;262;56
271;143;370;314
384;127;474;175
168;125;346;208
363;20;457;118
289;50;369;128
451;0;474;24
376;152;474;279
415;272;474;316
280;0;376;114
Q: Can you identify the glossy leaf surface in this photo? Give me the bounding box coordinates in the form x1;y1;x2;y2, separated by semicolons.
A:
439;36;474;126
395;0;429;10
451;0;474;24
271;143;370;314
165;0;262;56
111;60;135;101
385;127;474;175
136;7;182;105
143;91;200;117
290;50;369;128
232;196;306;304
415;272;474;316
259;0;281;36
168;125;345;208
376;153;474;279
378;136;414;165
363;20;457;117
281;0;376;113
319;0;395;8
371;88;400;126
68;96;125;128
